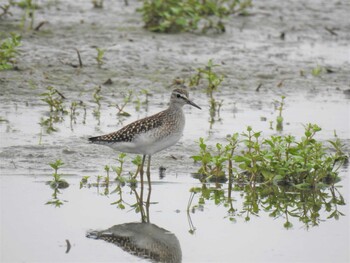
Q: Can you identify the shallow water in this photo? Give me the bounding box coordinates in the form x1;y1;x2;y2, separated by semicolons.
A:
1;0;350;262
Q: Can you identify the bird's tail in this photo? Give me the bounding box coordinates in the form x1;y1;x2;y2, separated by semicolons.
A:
88;136;100;143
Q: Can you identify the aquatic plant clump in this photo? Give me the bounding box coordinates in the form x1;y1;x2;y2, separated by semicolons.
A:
138;0;252;33
192;124;348;189
0;33;21;70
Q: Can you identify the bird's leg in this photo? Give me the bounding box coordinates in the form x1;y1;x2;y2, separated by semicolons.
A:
147;155;152;191
140;154;146;177
140;154;146;214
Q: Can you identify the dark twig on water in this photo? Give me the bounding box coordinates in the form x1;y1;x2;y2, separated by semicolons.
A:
75;48;83;68
324;26;338;36
256;83;262;92
34;21;47;31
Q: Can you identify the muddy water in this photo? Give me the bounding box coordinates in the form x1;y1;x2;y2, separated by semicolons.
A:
1;0;349;262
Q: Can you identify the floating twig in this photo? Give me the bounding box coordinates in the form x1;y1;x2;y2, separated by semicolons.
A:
34;21;47;31
74;48;83;68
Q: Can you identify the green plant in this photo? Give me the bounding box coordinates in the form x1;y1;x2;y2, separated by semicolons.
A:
41;86;67;113
0;33;21;70
0;3;11;18
112;153;127;181
69;100;86;128
138;0;252;33
92;0;103;8
275;95;285;131
48;159;69;188
192;124;348;189
133;89;150;112
188;59;225;128
95;47;105;66
116;90;133;117
14;0;39;30
190;59;224;96
46;159;69;207
311;65;323;76
39;86;67;134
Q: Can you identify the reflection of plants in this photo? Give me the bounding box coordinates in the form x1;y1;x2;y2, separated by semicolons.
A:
79;153;150;220
0;33;21;70
188;182;345;229
46;159;69;207
138;0;252;33
80;153;142;204
193;124;348;188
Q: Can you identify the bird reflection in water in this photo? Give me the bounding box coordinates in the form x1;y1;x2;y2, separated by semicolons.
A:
86;179;182;263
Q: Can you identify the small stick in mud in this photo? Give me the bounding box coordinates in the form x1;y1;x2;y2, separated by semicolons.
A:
34;21;47;31
256;83;262;92
54;89;66;100
75;48;83;68
324;26;338;36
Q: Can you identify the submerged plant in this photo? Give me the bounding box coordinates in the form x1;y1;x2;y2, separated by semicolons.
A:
0;33;21;70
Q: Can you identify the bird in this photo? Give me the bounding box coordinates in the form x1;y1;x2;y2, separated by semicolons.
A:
88;87;201;186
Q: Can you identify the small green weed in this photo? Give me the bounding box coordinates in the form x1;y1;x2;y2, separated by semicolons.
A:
92;0;103;8
39;86;67;134
95;47;105;67
14;0;39;30
186;59;225;127
275;95;285;131
311;65;323;76
116;90;133;117
46;159;69;207
41;86;67;113
0;33;21;70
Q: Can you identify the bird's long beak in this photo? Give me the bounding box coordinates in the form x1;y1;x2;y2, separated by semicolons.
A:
186;98;201;110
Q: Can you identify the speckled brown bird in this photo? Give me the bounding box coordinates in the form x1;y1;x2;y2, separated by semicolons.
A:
89;88;201;181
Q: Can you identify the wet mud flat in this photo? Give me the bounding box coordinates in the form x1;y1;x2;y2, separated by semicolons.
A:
1;0;350;262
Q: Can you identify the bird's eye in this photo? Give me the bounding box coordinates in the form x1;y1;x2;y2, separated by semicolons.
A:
176;94;181;98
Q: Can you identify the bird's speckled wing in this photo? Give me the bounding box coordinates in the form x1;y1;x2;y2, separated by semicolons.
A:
89;111;166;143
